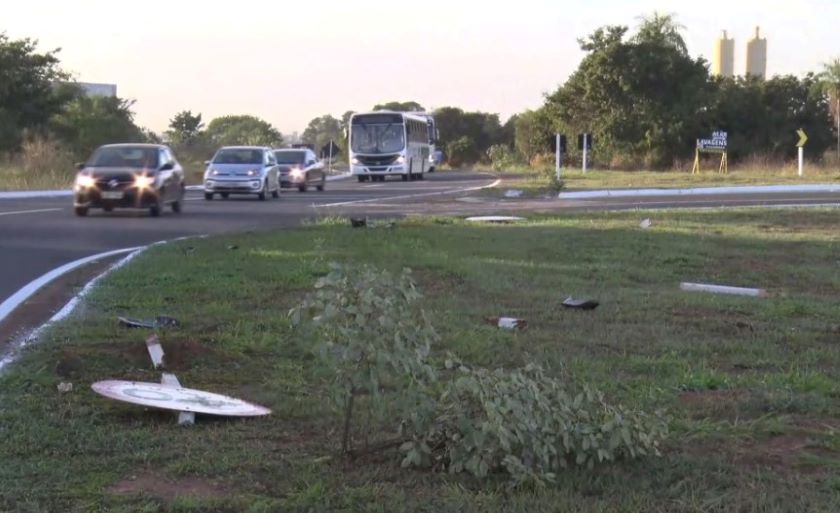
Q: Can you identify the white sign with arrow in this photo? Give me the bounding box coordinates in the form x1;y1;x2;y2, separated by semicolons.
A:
797;128;808;177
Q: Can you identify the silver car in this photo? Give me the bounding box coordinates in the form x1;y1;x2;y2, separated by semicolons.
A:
203;146;280;201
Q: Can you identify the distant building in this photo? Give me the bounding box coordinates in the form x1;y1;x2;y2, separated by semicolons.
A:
712;30;735;78
745;27;767;78
78;82;118;97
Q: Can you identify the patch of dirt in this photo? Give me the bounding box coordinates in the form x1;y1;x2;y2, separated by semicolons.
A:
54;349;84;378
109;473;228;503
93;338;221;372
160;338;213;370
734;435;810;473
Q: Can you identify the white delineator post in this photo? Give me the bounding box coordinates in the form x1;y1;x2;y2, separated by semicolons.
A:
328;139;334;174
582;134;589;174
798;146;804;177
555;133;561;181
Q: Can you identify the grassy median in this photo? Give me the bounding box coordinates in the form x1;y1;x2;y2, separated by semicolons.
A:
481;166;840;198
2;209;840;512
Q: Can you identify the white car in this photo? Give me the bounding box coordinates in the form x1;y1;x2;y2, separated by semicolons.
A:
203;146;280;201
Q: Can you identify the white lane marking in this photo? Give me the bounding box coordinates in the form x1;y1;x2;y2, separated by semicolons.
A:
0;246;142;326
0;208;62;217
560;183;840;199
0;246;147;372
317;178;502;208
0;233;209;372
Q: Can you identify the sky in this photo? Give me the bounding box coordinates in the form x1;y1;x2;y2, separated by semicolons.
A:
4;0;839;135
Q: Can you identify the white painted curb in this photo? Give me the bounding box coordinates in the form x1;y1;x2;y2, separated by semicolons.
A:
0;190;72;199
559;184;840;200
0;247;143;325
0;246;146;372
0;234;207;372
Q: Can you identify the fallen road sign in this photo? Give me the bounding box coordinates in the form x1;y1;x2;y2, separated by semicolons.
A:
91;380;271;417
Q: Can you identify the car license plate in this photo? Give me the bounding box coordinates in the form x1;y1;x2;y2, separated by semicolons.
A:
101;191;124;200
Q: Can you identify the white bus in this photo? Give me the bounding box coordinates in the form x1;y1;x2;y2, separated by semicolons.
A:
349;111;433;182
416;112;441;172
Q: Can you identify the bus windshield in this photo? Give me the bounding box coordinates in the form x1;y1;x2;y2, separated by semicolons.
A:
351;122;405;154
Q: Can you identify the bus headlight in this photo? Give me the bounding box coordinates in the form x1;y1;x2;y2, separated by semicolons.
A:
395;156;406;164
351;157;360;165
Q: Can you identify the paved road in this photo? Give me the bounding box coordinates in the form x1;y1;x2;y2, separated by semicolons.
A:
0;172;497;305
3;171;840;308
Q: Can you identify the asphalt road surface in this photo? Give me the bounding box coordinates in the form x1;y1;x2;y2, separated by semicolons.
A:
0;172;496;305
2;171;840;308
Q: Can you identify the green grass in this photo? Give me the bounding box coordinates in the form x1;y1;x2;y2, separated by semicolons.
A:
478;165;840;198
3;209;840;511
0;163;75;191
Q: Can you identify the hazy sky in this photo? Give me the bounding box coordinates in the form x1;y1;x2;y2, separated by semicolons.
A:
5;0;839;134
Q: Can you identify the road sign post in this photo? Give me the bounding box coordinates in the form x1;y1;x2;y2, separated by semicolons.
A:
692;130;728;175
583;134;589;174
796;128;808;177
328;139;334;174
555;134;561;181
577;133;592;174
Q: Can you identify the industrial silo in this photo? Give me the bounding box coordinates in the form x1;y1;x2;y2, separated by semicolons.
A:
712;30;735;78
746;26;767;78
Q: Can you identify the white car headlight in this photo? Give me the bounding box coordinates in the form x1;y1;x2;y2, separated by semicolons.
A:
134;174;155;189
290;168;305;179
75;174;95;188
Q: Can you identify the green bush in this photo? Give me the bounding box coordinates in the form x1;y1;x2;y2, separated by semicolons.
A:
486;144;517;171
292;264;668;486
401;362;668;487
290;263;438;455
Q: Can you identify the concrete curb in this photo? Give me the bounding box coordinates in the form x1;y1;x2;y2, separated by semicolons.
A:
559;184;840;200
0;190;72;199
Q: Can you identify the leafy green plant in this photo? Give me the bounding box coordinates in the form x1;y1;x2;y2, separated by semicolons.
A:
290;263;438;455
401;361;669;487
486;144;517;172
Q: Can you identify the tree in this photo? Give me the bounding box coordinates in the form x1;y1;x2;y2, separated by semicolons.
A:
545;15;710;168
705;74;833;160
514;110;552;164
302;114;343;156
433;107;507;164
205;115;282;147
0;33;71;152
446;136;477;168
818;58;840;161
340;111;355;134
167;110;204;146
632;12;687;54
50;95;145;157
373;101;425;112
